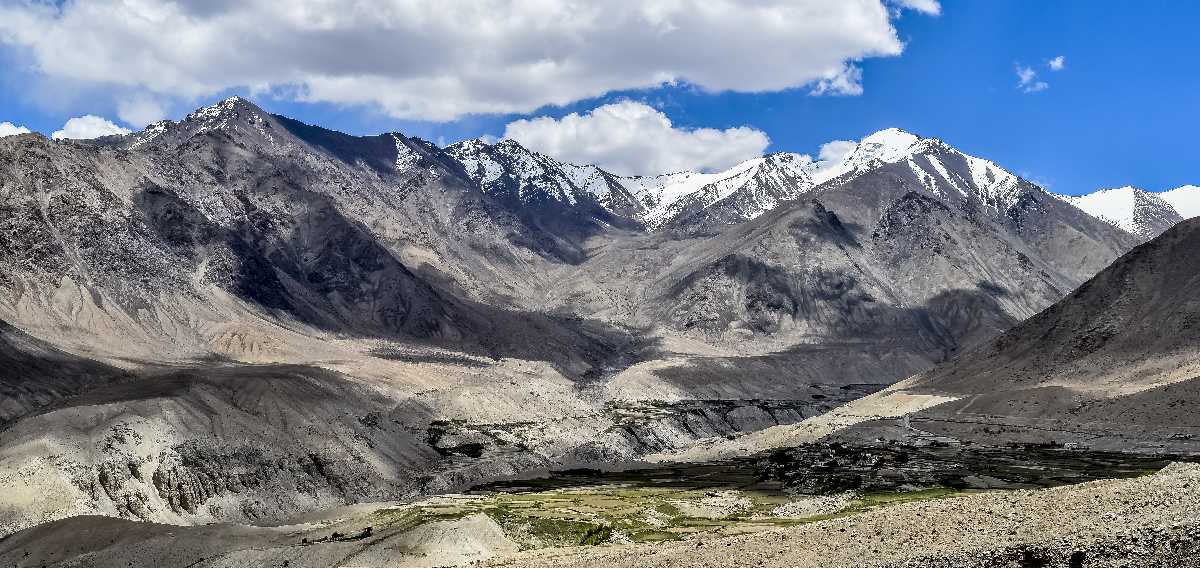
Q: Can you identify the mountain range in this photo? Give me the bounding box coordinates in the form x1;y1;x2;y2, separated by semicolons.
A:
0;96;1186;536
446;122;1199;240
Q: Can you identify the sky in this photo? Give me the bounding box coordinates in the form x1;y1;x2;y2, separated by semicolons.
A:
0;1;1196;195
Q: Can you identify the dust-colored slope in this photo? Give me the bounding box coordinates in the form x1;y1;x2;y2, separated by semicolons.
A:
853;218;1200;449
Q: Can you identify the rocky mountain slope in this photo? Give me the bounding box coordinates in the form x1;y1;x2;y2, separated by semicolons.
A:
0;97;634;364
0;98;1145;536
853;217;1200;451
551;128;1138;359
0;98;657;534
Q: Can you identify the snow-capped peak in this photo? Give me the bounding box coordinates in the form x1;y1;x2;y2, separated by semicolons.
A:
445;137;643;210
127;119;174;149
121;96;281;152
802;127;1027;213
1061;186;1183;239
439;126;1039;231
845;128;923;166
187;96;258;122
1161;185;1200;219
807;128;926;184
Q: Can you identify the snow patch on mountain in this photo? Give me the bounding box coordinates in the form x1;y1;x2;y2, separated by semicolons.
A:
842;128;922;169
444;138;652;212
392;134;421;172
813;129;1025;213
1162;185;1200;219
187;96;262;135
128;120;172;149
1061;186;1184;240
121;96;284;153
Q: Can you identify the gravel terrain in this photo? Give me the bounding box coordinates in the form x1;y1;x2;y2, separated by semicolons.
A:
488;462;1200;568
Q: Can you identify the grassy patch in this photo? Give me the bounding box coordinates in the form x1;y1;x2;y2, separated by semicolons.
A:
580;525;613;545
360;479;973;556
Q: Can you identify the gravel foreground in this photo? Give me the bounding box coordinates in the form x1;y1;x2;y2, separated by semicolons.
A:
487;462;1200;568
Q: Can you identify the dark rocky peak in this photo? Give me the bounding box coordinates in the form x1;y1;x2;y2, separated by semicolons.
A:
269;114;443;176
174;95;276;142
123;96;285;151
119;97;459;180
184;95;267;124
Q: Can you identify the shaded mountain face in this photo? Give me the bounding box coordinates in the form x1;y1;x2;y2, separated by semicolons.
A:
498;133;1140;418
0;98;1146;535
443;138;646;262
557;133;1138;343
0;319;132;424
872;218;1200;451
0;97;648;370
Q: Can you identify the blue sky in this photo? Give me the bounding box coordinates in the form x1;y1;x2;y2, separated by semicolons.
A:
1;1;1196;194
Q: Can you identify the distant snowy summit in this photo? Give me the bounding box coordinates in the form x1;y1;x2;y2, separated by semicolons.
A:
1060;185;1199;240
449;125;1196;240
1162;185;1200;218
446;127;1033;232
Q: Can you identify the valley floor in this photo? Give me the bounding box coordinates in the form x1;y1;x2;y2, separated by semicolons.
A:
3;453;1199;568
493;462;1200;568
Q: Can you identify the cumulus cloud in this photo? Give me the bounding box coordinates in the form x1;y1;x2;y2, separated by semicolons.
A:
117;95;169;128
0;0;936;121
0;121;31;137
503;101;769;176
51;115;131;140
1016;65;1049;93
810;64;865;97
892;0;941;15
817;140;859;163
1048;55;1065;71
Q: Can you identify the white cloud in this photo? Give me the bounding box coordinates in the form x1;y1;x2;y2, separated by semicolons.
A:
1048;55;1065;71
892;0;941;15
817;140;858;163
0;121;31;137
1016;65;1049;93
810;64;865;97
117;95;168;127
51;115;131;140
503;101;769;176
0;0;937;121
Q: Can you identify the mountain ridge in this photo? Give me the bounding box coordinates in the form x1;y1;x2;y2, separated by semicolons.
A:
12;96;1192;244
1060;185;1187;240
